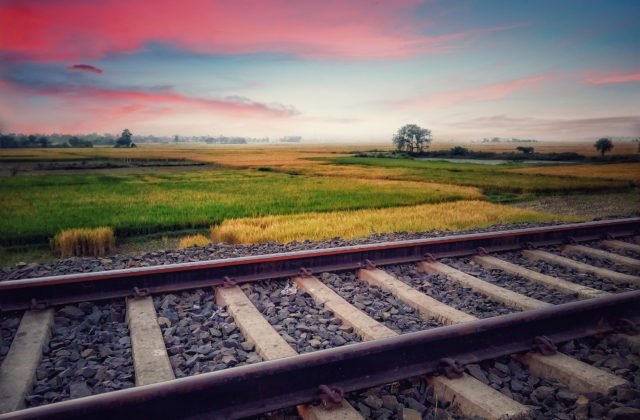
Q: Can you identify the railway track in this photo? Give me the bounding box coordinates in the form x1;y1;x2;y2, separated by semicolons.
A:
0;218;639;419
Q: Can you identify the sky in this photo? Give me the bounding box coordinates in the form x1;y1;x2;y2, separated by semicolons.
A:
0;0;639;142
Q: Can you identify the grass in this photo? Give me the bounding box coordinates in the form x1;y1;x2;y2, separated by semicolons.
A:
322;157;629;194
51;227;115;258
178;234;211;249
509;162;640;182
210;200;579;244
0;168;480;246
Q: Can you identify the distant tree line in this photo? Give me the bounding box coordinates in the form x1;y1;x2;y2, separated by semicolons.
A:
0;133;94;148
0;131;301;148
204;136;248;144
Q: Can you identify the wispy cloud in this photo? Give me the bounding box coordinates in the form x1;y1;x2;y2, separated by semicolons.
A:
0;79;298;119
0;0;519;61
395;75;555;109
583;70;640;85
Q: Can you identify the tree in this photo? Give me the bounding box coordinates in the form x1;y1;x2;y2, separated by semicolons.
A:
392;124;432;153
450;146;469;156
516;146;535;154
594;138;613;157
115;129;133;148
0;133;17;148
68;137;93;148
38;136;49;147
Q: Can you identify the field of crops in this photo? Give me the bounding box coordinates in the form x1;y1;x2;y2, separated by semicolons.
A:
323;157;628;193
211;200;575;244
0;168;481;246
0;144;636;261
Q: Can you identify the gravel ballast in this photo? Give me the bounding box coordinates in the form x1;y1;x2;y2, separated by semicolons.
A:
560;335;640;386
501;251;635;293
385;263;515;318
442;258;577;305
153;289;262;378
321;271;441;334
0;312;21;366
26;301;134;407
245;280;361;353
346;377;460;420
467;355;640;420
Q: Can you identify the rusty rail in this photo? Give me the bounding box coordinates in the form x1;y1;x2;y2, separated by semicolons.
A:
1;218;638;311
2;290;638;419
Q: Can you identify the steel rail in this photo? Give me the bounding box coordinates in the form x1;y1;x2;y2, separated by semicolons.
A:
1;218;638;311
2;290;638;420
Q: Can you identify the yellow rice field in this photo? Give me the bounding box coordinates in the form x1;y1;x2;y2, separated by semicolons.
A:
178;234;211;249
210;200;578;244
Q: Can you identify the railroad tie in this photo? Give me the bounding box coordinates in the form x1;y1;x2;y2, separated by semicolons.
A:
294;276;396;340
215;286;364;420
602;239;640;254
365;267;632;399
471;255;608;300
298;274;531;420
515;352;628;395
356;268;476;325
0;309;54;414
417;261;549;311
126;296;175;386
523;249;640;285
563;244;640;270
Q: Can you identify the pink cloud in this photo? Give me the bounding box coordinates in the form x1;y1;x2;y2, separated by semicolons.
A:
396;75;555;109
583;70;640;85
0;0;517;60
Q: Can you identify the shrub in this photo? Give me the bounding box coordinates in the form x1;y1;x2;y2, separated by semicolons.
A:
178;234;210;249
51;227;115;258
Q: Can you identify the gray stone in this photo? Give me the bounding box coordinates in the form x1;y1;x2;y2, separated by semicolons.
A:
197;344;212;354
608;406;640;420
510;379;524;392
532;386;555;402
221;355;237;365
381;395;399;410
590;402;606;418
404;397;426;413
617;388;640;402
69;381;92;399
59;306;85;320
86;310;103;325
364;394;383;409
556;389;578;403
240;341;254;352
331;335;347;346
466;364;489;385
357;402;371;417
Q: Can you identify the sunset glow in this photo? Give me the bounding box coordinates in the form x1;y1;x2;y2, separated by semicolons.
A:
1;0;638;140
